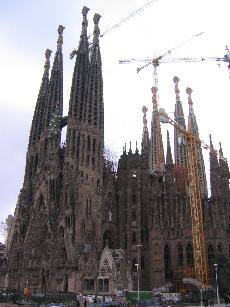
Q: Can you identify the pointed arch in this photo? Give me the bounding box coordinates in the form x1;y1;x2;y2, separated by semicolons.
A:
207;245;214;268
178;244;183;267
164;244;171;280
132;231;137;244
38;193;45;210
186;243;194;267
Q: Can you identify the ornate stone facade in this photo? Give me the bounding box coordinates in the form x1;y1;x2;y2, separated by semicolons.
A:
2;7;230;294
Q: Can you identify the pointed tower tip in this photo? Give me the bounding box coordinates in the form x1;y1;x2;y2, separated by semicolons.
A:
173;76;180;102
173;76;180;84
82;6;90;15
57;25;65;50
142;106;148;128
58;25;65;35
94;13;102;24
93;13;101;42
44;49;52;71
186;87;193;97
186;87;193;112
45;49;52;59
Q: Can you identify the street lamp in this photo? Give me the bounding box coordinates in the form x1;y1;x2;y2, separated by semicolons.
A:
214;263;220;307
136;244;142;301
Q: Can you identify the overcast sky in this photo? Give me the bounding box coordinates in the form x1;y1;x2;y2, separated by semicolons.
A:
1;0;230;242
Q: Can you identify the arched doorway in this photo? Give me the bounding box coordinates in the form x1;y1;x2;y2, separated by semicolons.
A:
103;230;114;248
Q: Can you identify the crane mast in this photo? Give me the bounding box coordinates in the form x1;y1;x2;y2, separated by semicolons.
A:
160;107;208;287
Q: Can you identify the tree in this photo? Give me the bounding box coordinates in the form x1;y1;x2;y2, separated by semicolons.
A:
104;147;118;172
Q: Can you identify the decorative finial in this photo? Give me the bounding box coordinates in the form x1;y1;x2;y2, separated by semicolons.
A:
44;49;52;72
81;7;90;38
151;86;158;112
124;143;127;153
135;141;138;153
186;87;193;114
209;134;215;152
93;13;101;45
129;141;132;153
219;142;223;155
57;25;65;50
142;106;148;129
173;76;180;101
82;6;90;16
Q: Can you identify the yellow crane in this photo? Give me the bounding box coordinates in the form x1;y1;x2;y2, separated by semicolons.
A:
159;105;208;288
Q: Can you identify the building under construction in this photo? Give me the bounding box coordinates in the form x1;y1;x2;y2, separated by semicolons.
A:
1;7;230;294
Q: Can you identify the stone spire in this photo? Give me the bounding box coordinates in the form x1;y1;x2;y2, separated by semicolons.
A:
166;130;173;166
209;134;220;199
44;25;64;128
218;142;230;200
149;86;165;175
68;7;90;120
187;87;208;198
84;13;103;131
173;76;187;167
173;77;187;195
28;49;52;147
141;106;149;155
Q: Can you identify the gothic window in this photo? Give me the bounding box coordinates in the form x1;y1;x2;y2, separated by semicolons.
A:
34;154;38;172
186;244;194;267
178;244;183;267
164;245;171;280
141;256;145;269
84;279;94;291
86;198;89;216
87;135;91;152
141;230;144;243
87;154;89;165
132;232;137;244
50;179;55;202
82;135;85;164
103;230;114;248
208;245;214;268
93;138;96;153
217;244;223;255
81;220;85;234
66;216;71;228
38;193;45;211
145;229;149;243
132;210;136;221
72;129;76;154
92;157;95;167
132;192;137;204
76;133;80;158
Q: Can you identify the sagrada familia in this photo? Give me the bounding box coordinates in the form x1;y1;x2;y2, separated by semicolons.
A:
1;7;230;294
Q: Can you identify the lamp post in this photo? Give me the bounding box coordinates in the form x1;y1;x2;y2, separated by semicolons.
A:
136;244;142;301
214;263;220;307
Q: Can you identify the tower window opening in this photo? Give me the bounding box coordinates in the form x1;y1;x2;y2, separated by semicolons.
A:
178;244;183;267
186;244;194;267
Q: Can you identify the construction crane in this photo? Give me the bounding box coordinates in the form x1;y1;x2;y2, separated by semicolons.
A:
119;32;205;102
99;0;159;38
159;103;208;288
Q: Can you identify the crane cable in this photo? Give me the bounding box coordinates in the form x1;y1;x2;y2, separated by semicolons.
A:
100;0;159;37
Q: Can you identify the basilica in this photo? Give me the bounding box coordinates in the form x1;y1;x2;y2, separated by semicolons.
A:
1;7;230;294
